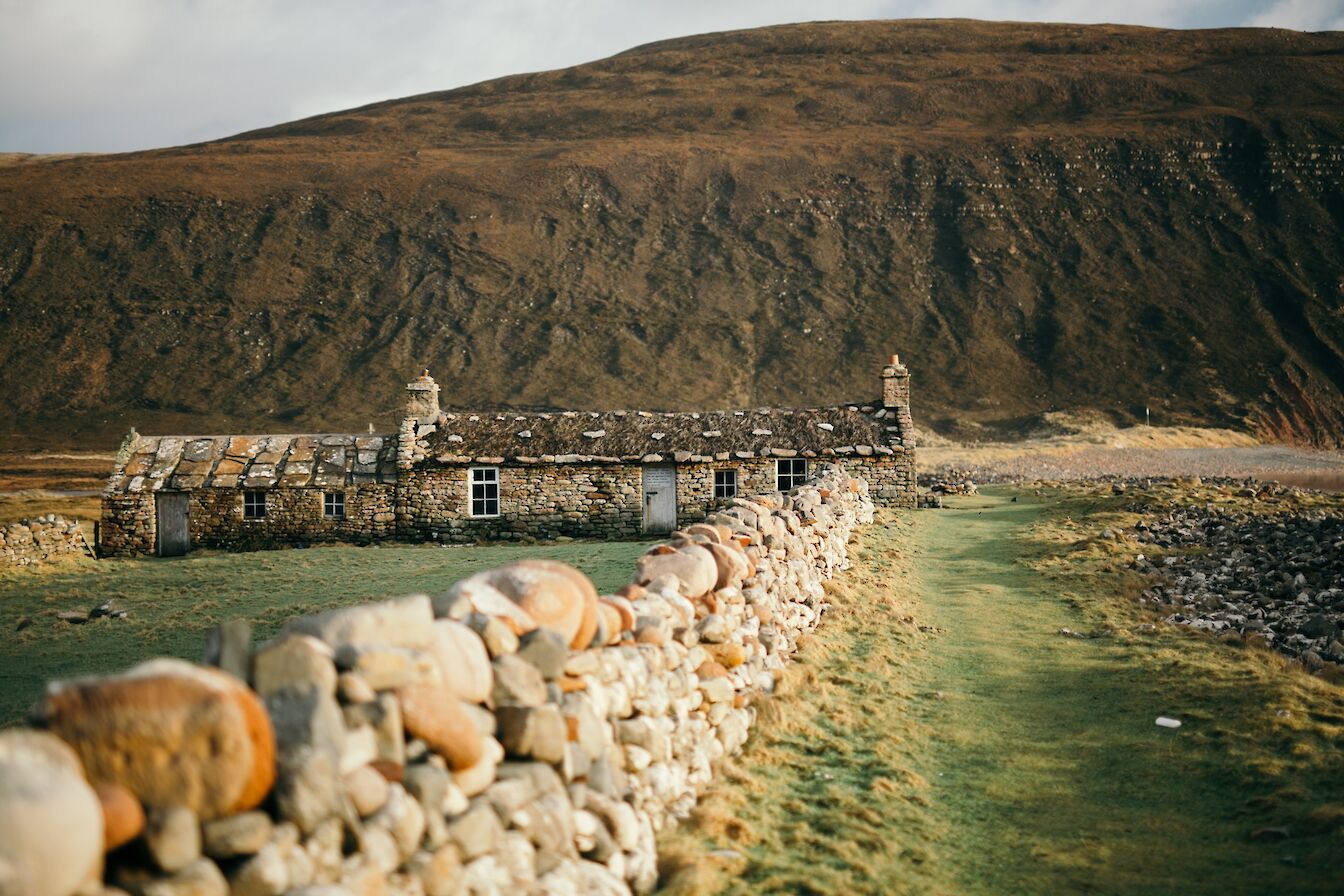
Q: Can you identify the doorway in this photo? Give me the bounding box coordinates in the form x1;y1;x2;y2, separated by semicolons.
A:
155;492;190;557
641;464;677;534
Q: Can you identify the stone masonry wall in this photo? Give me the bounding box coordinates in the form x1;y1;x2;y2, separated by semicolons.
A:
1;466;875;896
99;493;156;556
189;486;397;551
0;514;92;568
398;465;646;542
400;453;914;543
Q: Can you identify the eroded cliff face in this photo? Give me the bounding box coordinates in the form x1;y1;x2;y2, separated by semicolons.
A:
2;20;1342;445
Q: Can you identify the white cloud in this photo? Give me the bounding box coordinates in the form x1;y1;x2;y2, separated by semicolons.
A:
1248;0;1344;30
0;0;1337;153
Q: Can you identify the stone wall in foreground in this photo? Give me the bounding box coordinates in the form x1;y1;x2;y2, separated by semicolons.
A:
0;466;874;896
0;514;92;568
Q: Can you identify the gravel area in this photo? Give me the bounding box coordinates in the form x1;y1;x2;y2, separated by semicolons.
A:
930;446;1344;489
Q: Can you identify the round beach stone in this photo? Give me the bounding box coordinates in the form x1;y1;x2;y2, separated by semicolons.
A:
396;682;485;772
490;654;547;708
37;658;275;820
250;635;336;697
704;543;749;590
282;594;435;651
444;559;600;649
635;545;717;598
202;810;273;859
430;620;493;704
599;596;636;632
345;765;390;818
95;781;145;851
706;642;747;668
145;805;202;873
683;523;723;544
0;730;103;896
596;603;625;646
451;738;503;798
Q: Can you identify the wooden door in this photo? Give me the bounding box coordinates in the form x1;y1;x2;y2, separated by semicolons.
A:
155;492;190;557
642;464;677;534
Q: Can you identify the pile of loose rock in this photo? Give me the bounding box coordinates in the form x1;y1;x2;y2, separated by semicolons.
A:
0;466;873;896
1;514;92;568
918;469;978;496
1129;502;1344;670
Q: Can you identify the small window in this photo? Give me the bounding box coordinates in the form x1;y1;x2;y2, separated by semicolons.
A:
243;490;267;519
714;470;738;500
324;491;346;519
470;467;500;518
776;458;808;492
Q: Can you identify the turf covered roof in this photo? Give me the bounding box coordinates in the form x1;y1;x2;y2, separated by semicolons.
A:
417;402;909;464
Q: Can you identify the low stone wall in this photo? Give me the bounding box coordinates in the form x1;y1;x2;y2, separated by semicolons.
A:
0;514;92;568
0;466;875;896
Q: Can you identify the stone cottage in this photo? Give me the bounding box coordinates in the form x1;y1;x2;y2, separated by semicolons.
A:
99;356;916;556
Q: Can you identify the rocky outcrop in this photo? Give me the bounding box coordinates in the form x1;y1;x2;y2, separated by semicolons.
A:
1;465;874;895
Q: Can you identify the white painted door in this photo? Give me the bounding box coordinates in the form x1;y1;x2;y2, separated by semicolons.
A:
642;464;677;534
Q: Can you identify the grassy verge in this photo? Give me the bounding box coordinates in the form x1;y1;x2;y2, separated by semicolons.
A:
658;511;943;894
0;539;653;725
658;488;1344;895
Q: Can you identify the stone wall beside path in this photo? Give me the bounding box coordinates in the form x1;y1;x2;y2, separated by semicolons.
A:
0;465;876;896
1;514;93;568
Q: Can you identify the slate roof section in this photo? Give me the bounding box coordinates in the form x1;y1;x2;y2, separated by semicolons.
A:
417;402;911;464
108;434;398;493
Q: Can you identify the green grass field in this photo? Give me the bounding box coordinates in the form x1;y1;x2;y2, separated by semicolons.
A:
0;539;653;725
659;489;1344;895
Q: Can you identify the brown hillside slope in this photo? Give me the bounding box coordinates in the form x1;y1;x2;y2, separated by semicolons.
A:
1;20;1343;447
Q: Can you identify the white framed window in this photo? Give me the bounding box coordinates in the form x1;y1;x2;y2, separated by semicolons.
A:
776;458;808;492
470;467;500;517
713;470;738;500
324;491;346;519
243;490;267;519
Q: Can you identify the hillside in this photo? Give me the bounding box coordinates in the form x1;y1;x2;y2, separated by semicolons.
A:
2;19;1343;447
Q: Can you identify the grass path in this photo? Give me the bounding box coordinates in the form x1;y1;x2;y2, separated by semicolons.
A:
660;490;1344;894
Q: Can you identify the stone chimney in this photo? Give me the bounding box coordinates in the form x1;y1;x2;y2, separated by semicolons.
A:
405;369;441;424
881;354;910;410
881;353;915;448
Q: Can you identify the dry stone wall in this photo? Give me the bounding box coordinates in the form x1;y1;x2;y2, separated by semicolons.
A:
0;465;876;896
0;514;93;568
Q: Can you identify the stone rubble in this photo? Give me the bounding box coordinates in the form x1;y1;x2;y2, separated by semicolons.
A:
918;468;979;496
1128;495;1344;671
0;465;875;896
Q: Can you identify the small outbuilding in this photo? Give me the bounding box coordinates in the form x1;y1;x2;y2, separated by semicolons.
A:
100;356;916;555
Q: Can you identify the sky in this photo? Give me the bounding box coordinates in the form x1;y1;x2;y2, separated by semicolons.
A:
2;0;1342;154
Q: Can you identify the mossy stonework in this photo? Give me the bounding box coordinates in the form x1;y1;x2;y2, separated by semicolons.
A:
99;358;917;555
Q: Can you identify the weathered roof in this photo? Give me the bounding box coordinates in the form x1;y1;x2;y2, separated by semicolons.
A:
418;403;911;465
108;434;398;493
